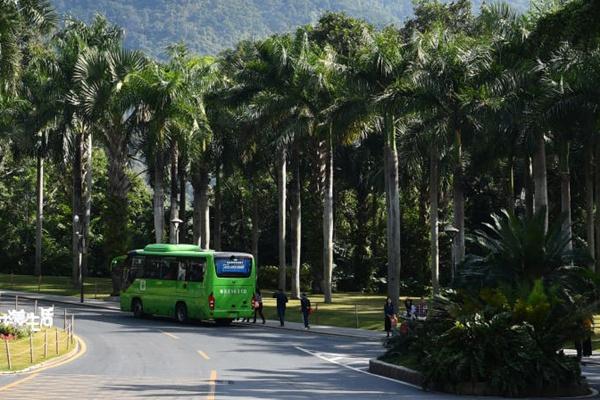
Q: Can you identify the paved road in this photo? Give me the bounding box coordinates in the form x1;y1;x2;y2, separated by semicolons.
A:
0;299;406;399
0;298;570;399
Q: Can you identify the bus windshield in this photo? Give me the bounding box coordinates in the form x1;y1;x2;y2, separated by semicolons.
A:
215;256;252;278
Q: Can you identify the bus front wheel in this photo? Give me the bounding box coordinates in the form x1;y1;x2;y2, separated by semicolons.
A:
176;303;188;323
132;299;144;318
215;318;233;326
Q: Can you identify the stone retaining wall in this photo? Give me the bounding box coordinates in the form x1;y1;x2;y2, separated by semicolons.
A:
368;359;423;387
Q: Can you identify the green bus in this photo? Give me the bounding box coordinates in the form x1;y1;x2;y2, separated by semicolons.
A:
119;244;256;325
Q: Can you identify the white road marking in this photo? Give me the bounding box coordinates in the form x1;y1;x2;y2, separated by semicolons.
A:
295;346;422;390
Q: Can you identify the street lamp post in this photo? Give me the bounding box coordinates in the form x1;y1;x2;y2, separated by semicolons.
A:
74;215;84;303
444;225;459;284
171;218;183;244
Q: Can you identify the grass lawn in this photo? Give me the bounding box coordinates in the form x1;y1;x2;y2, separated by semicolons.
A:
259;291;397;330
0;274;113;300
0;328;72;371
0;273;420;330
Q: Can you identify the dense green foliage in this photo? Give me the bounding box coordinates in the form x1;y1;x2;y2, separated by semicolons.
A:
385;211;597;396
50;0;529;58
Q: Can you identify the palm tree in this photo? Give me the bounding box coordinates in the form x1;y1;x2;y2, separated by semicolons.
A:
71;46;145;293
0;0;56;92
0;0;56;277
327;25;408;308
54;15;123;286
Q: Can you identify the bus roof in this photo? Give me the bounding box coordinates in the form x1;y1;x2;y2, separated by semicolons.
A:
136;244;253;259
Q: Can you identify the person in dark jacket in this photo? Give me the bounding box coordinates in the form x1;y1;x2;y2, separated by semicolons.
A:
300;293;311;329
384;297;395;337
253;289;266;324
273;288;288;326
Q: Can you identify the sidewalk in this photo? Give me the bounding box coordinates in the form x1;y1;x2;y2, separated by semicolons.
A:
0;290;384;341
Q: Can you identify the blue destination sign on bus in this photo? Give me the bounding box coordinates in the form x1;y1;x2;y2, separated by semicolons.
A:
215;257;251;276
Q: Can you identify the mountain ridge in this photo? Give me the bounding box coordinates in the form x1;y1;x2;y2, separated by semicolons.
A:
51;0;530;58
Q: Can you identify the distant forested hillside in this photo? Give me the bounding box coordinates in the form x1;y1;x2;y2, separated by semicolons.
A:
51;0;530;57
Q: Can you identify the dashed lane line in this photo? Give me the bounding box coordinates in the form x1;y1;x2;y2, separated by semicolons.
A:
197;350;210;360
207;369;217;400
159;330;179;340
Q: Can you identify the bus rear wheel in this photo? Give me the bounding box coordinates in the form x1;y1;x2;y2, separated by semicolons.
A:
215;318;233;326
132;299;144;318
175;303;188;323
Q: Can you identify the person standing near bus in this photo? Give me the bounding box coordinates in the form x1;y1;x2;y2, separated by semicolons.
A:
273;288;288;327
384;297;396;337
253;289;266;324
300;293;311;329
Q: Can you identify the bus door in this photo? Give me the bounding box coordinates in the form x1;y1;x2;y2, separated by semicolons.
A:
176;258;206;318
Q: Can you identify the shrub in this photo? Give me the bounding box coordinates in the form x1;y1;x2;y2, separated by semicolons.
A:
382;210;595;397
0;323;28;339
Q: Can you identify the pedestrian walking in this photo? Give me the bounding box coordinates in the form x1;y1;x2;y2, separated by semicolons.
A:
253;289;266;324
273;288;288;327
300;293;311;329
384;297;396;337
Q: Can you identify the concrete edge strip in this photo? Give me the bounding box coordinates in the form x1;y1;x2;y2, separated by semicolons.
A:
237;321;382;341
295;346;422;390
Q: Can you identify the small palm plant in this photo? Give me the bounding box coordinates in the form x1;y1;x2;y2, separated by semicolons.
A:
457;208;591;290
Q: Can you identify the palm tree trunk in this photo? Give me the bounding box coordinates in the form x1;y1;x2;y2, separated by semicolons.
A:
532;132;548;232
507;155;515;214
153;151;165;243
524;155;534;219
72;134;82;287
559;140;572;251
106;133;130;296
452;129;465;265
169;144;179;243
384;114;401;311
213;163;222;251
291;156;301;299
585;145;594;262
430;143;440;295
594;140;600;272
322;133;334;304
178;154;187;243
34;152;43;277
199;170;210;250
251;194;260;268
191;164;210;249
82;132;93;277
277;149;287;291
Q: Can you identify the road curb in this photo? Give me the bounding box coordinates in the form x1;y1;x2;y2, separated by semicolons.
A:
368;359;422;386
0;335;85;376
237;321;383;341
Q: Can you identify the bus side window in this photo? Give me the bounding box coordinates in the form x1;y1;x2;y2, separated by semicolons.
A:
177;262;187;281
144;257;162;279
188;259;206;283
129;256;145;282
163;258;178;280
